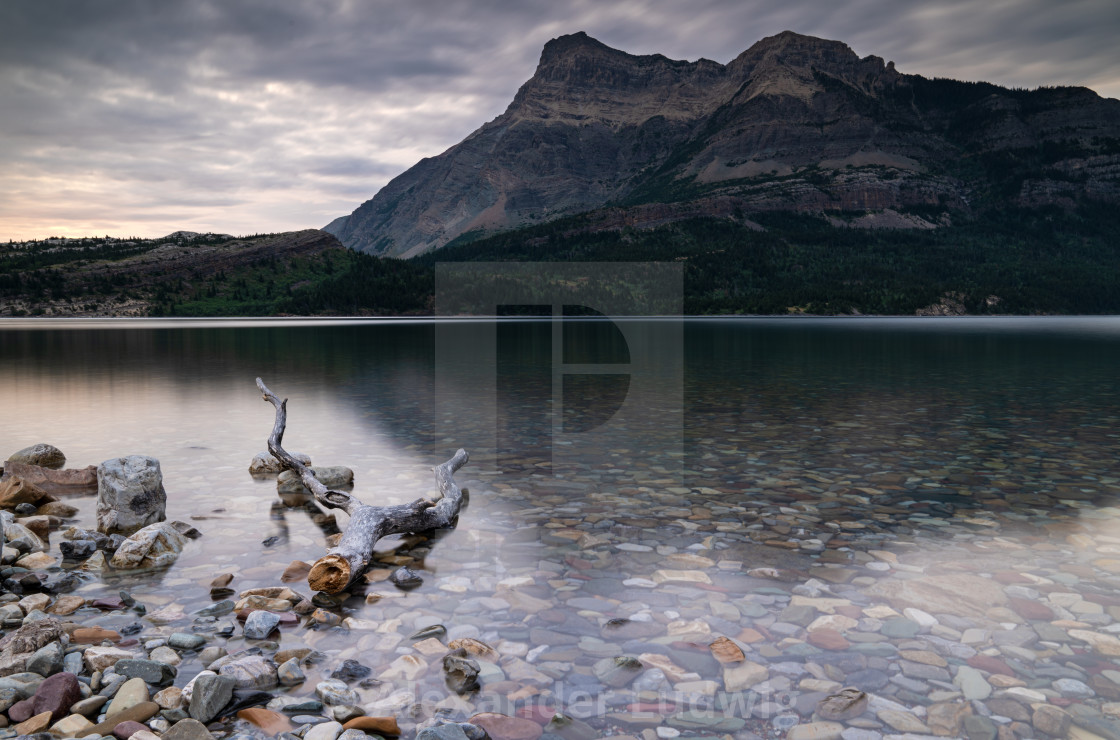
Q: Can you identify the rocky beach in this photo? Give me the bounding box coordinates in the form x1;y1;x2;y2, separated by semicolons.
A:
3;426;1120;740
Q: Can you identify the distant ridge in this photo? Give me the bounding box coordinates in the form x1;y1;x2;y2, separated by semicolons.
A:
324;30;1120;257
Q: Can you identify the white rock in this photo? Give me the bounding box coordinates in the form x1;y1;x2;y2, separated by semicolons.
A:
109;522;187;569
903;607;938;628
304;720;343;740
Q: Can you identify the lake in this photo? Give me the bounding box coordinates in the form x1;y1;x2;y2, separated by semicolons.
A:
2;317;1120;738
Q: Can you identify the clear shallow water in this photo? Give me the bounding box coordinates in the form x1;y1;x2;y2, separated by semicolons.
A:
3;317;1120;736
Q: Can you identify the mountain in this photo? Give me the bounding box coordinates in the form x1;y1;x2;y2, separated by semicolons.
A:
325;31;1120;257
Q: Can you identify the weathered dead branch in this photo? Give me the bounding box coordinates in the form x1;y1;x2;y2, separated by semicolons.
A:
256;378;469;593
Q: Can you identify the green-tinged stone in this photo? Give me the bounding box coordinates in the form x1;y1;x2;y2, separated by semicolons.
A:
962;715;998;740
667;710;746;732
880;618;922;639
848;643;898;658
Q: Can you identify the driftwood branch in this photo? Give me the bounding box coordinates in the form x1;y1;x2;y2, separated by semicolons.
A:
256;378;469;593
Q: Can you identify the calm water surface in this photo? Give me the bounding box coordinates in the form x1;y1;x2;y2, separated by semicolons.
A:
2;317;1120;735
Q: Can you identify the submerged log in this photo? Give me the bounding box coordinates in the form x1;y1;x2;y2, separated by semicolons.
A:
256;378;469;594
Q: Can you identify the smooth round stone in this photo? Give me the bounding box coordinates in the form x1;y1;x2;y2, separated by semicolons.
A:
105;677;149;716
168;633;206;651
1054;678;1095;698
293;714;331;724
446;625;481;641
305;719;343;740
880;618;922;639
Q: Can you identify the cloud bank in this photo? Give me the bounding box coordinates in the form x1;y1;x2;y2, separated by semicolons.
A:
1;0;1116;240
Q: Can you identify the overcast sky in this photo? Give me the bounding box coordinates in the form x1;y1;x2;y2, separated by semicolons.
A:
1;0;1117;241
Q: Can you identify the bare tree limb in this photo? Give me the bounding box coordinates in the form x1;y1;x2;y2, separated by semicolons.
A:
257;377;469;593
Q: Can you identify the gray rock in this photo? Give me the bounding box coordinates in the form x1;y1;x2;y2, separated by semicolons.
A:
114;658;176;686
0;672;45;699
443;652;481;694
1054;677;1095;698
243;611;281;640
390;567;423;589
62;652;83;675
330;659;371;684
97;672;128;697
277;657;305;686
7;444;66;469
249;451;311;475
2;520;45;555
188;674;236;724
0;686;21;711
96;455;167;536
218;655;278;690
992;627;1040;649
954;665;992;700
280;699;323;714
25;641;64;677
1067;705;1120;740
59;539;97;560
22;610;52;624
419;724;471;740
168;633;206;651
962;715;998;740
277;466;353;494
108;522;187;569
196;601;234;618
329;705;364;723
593;655;644;688
880;618;922;639
315;679;359;706
338;731;376;740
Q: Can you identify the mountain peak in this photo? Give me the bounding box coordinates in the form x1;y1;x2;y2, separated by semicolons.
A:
539;31;616;62
732;30;858;69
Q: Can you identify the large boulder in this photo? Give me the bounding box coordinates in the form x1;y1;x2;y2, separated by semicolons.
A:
249;451;311;475
6;444;65;470
96;456;167;536
109;522;188;570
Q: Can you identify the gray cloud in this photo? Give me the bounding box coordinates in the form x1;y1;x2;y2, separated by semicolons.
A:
1;0;1116;240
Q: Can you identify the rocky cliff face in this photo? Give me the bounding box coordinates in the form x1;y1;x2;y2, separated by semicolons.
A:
326;31;1120;257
